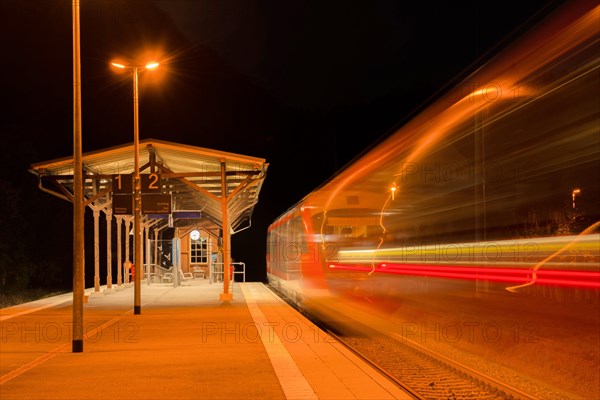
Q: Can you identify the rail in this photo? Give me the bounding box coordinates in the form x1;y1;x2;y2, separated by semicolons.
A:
277;289;541;400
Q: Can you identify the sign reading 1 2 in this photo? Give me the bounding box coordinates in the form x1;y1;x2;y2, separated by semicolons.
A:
112;173;161;194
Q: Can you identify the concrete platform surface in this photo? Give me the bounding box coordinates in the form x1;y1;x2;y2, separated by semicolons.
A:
0;280;413;399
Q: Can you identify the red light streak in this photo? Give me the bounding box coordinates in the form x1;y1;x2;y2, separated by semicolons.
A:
327;263;600;289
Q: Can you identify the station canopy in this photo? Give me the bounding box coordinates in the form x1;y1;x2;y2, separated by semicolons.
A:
29;139;269;234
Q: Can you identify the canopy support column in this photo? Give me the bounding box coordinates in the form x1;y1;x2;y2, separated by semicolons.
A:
93;208;100;292
116;216;123;286
105;208;113;290
124;216;132;283
220;161;232;301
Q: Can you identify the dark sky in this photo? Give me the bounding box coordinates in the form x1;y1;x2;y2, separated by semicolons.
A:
1;0;566;284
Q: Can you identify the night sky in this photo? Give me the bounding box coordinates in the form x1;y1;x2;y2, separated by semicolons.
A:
1;0;566;288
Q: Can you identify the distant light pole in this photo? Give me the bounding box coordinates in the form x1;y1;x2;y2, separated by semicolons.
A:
572;188;581;210
111;61;159;315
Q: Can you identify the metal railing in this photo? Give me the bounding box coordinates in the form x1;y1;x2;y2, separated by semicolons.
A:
210;262;246;284
141;263;173;284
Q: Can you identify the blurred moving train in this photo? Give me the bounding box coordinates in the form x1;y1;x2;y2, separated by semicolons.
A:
267;0;599;303
267;1;599;396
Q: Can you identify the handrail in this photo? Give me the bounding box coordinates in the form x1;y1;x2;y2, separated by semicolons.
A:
142;263;172;284
210;262;246;284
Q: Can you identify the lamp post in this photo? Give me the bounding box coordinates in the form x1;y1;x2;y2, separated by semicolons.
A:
72;0;84;353
572;188;581;210
111;61;159;315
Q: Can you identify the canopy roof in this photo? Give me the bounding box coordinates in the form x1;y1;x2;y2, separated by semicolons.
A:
29;139;269;234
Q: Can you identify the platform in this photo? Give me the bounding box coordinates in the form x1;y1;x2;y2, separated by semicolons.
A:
0;280;413;399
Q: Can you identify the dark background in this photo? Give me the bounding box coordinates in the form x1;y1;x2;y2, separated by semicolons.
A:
0;0;566;294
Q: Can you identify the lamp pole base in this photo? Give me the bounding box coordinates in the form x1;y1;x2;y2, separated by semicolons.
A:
72;339;83;353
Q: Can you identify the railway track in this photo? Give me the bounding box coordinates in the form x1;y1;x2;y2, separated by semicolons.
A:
273;288;545;399
271;286;582;399
334;331;537;400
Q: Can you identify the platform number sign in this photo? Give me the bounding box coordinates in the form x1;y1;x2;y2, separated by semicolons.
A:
112;174;133;215
112;174;133;194
141;173;161;193
112;173;167;215
112;173;161;193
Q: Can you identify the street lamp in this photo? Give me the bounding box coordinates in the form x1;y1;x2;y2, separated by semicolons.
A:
572;188;581;210
111;60;159;315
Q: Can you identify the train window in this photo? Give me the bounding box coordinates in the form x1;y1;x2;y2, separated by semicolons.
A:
340;227;353;236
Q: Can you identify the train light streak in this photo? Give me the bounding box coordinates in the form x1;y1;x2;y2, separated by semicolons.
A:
327;263;600;289
338;235;599;263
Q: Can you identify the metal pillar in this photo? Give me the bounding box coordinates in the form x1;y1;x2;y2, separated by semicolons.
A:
144;223;150;285
116;216;123;286
133;67;142;315
71;0;84;353
220;161;232;301
173;237;180;288
105;209;113;289
93;208;100;292
124;217;131;284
